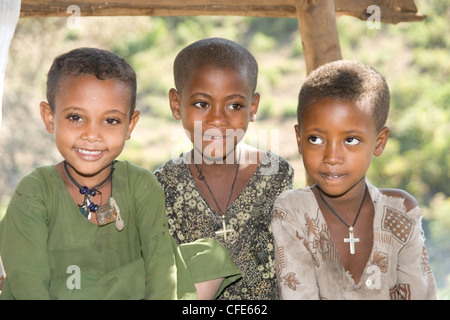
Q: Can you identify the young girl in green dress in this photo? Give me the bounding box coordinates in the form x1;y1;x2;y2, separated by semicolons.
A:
0;47;240;300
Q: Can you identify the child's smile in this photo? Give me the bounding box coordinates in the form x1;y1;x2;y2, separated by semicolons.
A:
74;147;105;161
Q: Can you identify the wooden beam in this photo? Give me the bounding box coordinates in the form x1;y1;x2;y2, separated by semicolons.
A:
334;0;426;24
20;0;426;24
19;0;297;18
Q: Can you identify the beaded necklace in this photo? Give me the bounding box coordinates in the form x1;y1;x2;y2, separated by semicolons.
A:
63;161;124;231
64;160;114;218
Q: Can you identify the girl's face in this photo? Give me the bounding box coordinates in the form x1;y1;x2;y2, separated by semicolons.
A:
295;98;389;198
40;74;140;183
169;65;259;163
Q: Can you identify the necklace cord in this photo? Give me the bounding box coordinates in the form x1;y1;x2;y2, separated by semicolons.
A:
192;149;240;217
63;161;115;214
63;161;114;193
318;184;367;228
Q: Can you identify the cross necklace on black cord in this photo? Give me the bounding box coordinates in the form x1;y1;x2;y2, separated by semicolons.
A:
318;184;367;255
192;150;240;241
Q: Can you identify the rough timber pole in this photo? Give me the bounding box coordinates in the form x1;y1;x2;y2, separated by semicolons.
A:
295;0;342;185
296;0;342;74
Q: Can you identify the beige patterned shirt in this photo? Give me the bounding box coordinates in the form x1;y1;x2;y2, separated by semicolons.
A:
272;181;436;300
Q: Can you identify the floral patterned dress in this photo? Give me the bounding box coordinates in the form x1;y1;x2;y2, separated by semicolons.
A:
155;150;293;299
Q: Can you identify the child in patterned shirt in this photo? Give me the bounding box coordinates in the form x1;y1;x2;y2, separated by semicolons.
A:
155;38;294;299
272;60;436;299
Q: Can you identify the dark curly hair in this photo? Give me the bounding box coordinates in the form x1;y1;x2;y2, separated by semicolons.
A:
297;60;390;132
46;47;136;117
173;38;258;95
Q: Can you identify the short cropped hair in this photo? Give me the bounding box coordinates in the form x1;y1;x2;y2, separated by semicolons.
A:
297;60;390;132
173;38;258;94
46;47;136;117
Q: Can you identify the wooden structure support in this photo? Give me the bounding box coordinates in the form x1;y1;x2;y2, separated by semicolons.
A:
296;0;342;75
20;0;425;24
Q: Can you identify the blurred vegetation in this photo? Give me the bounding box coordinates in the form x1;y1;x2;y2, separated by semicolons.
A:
0;0;448;298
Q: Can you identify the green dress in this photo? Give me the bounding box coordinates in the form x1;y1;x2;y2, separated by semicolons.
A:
0;161;240;300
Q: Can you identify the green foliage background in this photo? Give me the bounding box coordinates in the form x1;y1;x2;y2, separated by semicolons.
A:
0;0;448;298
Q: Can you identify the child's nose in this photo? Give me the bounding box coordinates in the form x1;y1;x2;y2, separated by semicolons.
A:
81;122;101;143
206;106;228;127
323;142;343;166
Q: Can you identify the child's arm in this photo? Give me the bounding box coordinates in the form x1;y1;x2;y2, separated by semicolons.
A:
195;278;224;300
271;193;320;300
381;189;437;299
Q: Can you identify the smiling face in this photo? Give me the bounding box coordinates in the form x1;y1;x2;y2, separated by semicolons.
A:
169;65;259;163
40;74;139;183
295;98;389;198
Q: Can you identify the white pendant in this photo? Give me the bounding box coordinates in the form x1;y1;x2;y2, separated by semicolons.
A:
344;226;360;255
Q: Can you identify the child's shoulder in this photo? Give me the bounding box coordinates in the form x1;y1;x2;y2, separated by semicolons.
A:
252;148;293;177
8;165;60;204
273;187;316;224
115;159;150;172
378;188;419;212
115;160;157;180
274;187;314;207
19;165;59;185
154;155;187;176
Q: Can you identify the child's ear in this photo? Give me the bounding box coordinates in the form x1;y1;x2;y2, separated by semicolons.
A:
40;101;55;133
126;110;140;140
374;126;390;156
169;88;182;120
250;92;260;122
294;124;303;155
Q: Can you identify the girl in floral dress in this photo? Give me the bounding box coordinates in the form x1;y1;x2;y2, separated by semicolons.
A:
155;38;294;299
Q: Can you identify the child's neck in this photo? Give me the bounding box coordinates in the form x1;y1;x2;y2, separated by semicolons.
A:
188;145;262;215
316;178;366;206
56;161;114;224
61;161;113;188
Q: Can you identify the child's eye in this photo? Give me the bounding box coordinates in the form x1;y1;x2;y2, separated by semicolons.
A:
67;114;83;122
345;137;360;146
308;136;324;145
105;118;120;125
194;102;209;109
227;103;243;110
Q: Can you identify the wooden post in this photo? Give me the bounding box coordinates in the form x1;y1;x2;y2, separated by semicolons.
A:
295;0;342;186
295;0;342;75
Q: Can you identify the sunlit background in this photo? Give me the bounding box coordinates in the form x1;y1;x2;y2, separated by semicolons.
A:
0;0;448;298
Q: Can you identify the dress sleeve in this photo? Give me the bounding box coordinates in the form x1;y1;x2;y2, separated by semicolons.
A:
395;206;436;299
271;194;320;300
0;178;51;299
133;172;198;300
179;238;241;299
